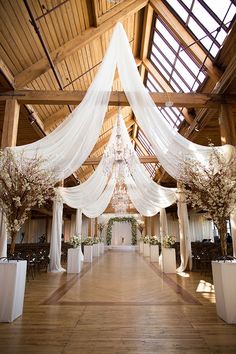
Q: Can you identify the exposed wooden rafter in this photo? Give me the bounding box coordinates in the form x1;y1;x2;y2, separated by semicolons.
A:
1;90;235;107
14;0;148;88
83;155;158;165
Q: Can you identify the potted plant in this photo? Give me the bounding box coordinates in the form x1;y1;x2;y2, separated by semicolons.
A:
149;235;160;262
161;235;176;273
0;149;55;322
178;146;236;323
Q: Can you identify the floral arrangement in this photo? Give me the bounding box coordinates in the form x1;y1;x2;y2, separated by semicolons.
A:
178;146;236;256
93;236;99;244
69;235;81;248
162;235;176;248
143;235;150;244
0;149;55;254
83;237;94;246
149;235;160;245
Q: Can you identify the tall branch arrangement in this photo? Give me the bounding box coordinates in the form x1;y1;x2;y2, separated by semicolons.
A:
0;149;56;254
178;147;236;256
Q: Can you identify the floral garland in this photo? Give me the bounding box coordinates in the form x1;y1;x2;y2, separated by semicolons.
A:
106;216;137;245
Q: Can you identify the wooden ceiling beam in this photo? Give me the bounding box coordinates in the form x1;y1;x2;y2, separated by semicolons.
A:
14;0;148;88
150;0;221;83
83;155;158;165
2;90;235;108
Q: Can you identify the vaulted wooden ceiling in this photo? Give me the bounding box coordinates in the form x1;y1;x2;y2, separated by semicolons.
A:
0;0;235;189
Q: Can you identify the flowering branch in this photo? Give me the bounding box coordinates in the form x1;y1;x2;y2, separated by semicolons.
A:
178;147;236;256
0;149;56;254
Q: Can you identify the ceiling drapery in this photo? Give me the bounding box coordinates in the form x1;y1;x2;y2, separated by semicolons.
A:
9;22;235;182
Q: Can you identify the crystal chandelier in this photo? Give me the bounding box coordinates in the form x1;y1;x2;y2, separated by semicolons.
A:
102;108;133;213
111;182;130;214
103;108;133;180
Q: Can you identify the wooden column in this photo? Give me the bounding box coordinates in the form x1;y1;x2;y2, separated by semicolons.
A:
88;218;92;236
219;104;236;145
1;99;20;148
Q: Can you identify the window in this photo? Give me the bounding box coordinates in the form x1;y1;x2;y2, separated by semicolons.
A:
164;0;236;58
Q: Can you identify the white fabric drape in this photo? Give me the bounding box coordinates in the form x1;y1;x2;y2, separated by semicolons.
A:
160;208;168;241
49;199;64;272
10;24;119;181
0;210;7;258
75;209;84;261
115;23;236;178
230;210;236;258
177;191;192;272
10;22;235;182
189;214;213;242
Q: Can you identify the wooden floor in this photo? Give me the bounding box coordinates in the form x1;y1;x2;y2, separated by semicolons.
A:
0;250;236;354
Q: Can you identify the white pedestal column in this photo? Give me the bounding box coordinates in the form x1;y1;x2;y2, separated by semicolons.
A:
150;245;159;262
161;248;176;273
143;243;150;257
139;241;144;254
0;260;27;322
84;245;93;262
67;248;82;273
212;261;236;324
93;243;100;257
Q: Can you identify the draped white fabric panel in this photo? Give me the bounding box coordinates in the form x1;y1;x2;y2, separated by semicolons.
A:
49;199;64;272
160;208;168;240
120;115;177;207
189;214;213;242
10;25;118;181
177;192;192;272
10;22;235;183
115;23;236;179
75;209;84;261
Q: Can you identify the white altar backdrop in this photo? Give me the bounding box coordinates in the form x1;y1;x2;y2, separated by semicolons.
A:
111;222;132;245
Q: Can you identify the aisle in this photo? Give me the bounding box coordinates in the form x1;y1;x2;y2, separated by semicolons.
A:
0;251;236;353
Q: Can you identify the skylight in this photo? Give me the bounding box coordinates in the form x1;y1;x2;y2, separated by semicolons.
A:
145;71;185;129
149;15;207;93
164;0;236;58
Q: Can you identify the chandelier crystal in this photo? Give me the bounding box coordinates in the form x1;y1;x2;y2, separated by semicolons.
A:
103;109;133;180
103;109;133;213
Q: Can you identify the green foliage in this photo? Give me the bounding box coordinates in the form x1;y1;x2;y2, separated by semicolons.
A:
106;216;137;245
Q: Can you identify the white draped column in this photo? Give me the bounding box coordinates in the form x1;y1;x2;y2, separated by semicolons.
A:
49;199;65;272
75;208;84;261
230;210;236;258
176;190;192;272
160;208;168;243
0;210;7;258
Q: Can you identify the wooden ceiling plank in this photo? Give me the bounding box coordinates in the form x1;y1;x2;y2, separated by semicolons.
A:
14;0;148;88
150;0;221;83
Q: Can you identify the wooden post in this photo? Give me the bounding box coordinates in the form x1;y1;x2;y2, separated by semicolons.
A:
1;99;20;148
219;104;236;145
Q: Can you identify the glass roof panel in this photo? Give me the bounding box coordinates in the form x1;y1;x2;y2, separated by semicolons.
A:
164;0;236;58
150;16;207;93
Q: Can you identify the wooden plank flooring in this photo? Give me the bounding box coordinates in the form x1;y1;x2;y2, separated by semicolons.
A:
0;250;236;353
